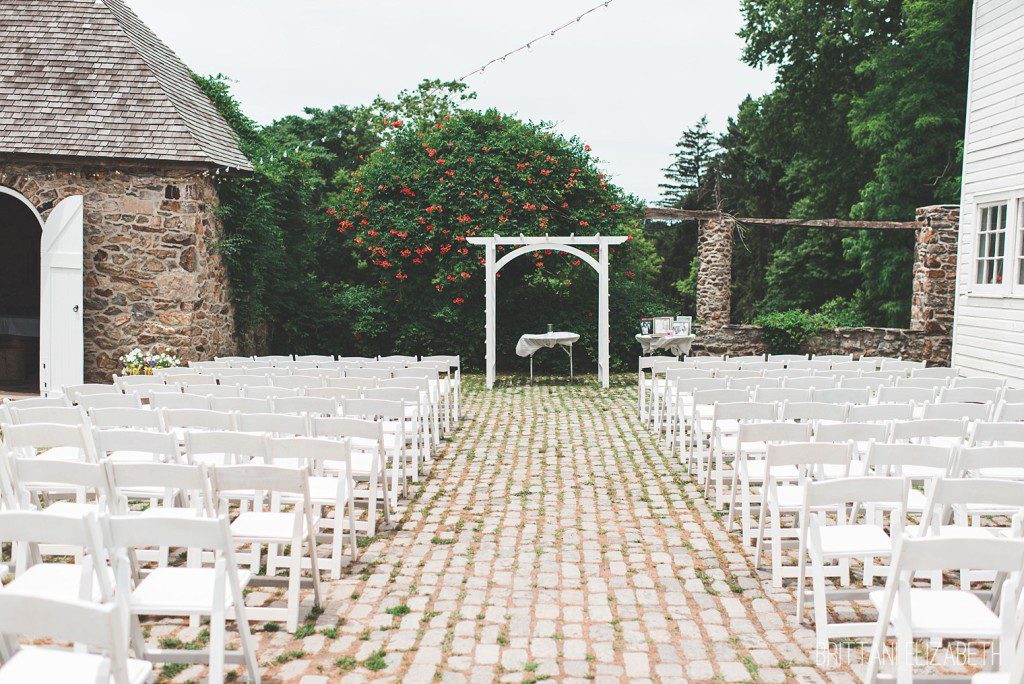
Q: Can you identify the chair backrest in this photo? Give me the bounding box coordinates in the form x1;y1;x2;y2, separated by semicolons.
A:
692;360;740;371
737;421;812;447
190;360;231;370
11;458;110;504
804;475;909;508
9;405;85;426
861;370;904;381
812;354;853;362
753;387;814;404
1004;388;1024;403
113;374;164;388
939;386;1002;405
76;392;143;410
342;397;405;421
2;422;94;459
266;436;351;473
952;376;1007;390
691;389;749;412
840;377;893;393
767;354;808;364
728;376;780;391
186;430;267;465
243;385;298;401
997;402;1024;421
311;415;384;446
347;368;393;380
955;445;1024;479
272;396;337;417
897;377;949;390
210;396;273;413
104;461;211;514
711;401;776;422
731;354;766;365
150;392;211;410
88;406;162;430
65;383;120;403
922;401;992;421
363;387;420;406
920;477;1024;522
814;421;890;445
665;368;713;382
716;369;762;380
891;418;967;442
783;376;836;390
211;463;308;499
198;384;242;398
879;358;924;372
831;360;868;371
0;593;136;683
813;388;871;405
764;368;818;379
328;377;378;391
296;354;336;363
780;401;848;423
764;441;853;471
819;369;862;380
847;402;914;423
674;377;729;395
307;386;361;402
877;385;936;405
911;366;959;380
889;535;1024;573
169;373;217;386
0;509;107;563
272;375;325;391
94;428;180;462
160;408;235;431
104;512;232;553
216;373;271;387
254;355;294;364
126;383;182;400
863;442;954;473
970;421;1024;446
235;412;309;436
2;396;68;412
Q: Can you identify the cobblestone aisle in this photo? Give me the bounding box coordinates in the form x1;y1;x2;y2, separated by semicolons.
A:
243;376;852;683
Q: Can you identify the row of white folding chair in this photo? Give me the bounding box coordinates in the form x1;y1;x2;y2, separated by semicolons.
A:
0;429;358;574
0;508;262;680
794;476;1024;659
0;404;399;534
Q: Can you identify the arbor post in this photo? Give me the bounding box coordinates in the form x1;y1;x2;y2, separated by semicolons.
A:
696;216;734;329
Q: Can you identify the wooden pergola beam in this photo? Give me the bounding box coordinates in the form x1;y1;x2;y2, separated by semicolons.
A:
644;207;917;231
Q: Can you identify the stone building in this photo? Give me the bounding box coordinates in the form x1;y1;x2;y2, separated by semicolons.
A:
0;0;250;391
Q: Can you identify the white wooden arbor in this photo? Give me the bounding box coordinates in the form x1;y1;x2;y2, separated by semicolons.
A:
466;234;628;389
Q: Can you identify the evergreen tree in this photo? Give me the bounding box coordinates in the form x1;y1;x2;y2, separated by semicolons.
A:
658;116;718;209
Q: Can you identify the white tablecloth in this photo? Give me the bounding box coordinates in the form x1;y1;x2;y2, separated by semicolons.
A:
516;332;580;358
636;333;694;357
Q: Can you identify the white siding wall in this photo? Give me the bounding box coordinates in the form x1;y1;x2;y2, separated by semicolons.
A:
953;0;1024;384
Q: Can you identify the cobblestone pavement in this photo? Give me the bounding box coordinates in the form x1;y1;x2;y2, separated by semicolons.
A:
164;375;870;683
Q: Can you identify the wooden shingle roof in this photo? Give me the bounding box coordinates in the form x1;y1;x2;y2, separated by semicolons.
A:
0;0;252;170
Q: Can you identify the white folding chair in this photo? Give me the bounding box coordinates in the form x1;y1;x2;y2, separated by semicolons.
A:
160;408;235;443
267;436;357;579
104;514;260;682
879;358;924;372
796;476;909;649
865;536;1024;683
954;377;1008;390
911;367;960;380
362;388;429;480
891;417;968;449
312;416;392;533
923;401;993;421
784;376;836;390
1;421;96;462
210;464;323;632
150;392;211;410
88;407;162;432
728;376;780;392
941;386;1004;407
185;430;266;469
753;387;813;404
726;422;813;547
347;368;393;381
780;401;848;426
847;403;914;423
767;354;808;365
65;383;120;404
0;593;151;684
754;442;853;586
703;400;776;509
76;393;143;410
814;421;889;472
342;398;411;495
898;377;950;391
242;386;298;401
273;395;337;418
688;388;750;480
296;354;335;363
211;396;272;414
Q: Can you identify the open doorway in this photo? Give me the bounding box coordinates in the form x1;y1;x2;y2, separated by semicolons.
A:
0;189;41;395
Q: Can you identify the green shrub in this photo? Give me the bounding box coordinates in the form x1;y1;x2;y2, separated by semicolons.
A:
754;297;866;354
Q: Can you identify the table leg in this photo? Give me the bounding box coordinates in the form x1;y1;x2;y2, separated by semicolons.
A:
569;344;573;382
530;354;534;384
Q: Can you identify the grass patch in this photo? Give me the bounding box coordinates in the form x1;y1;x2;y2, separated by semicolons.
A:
262;622;281;632
274;650;306;665
335;655;357;670
431;536;454;545
159;662;188;680
293;623;315;639
364;649;387;671
385;604;410;617
321;626;340;639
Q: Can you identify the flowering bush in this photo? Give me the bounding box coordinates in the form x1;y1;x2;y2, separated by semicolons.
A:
328;108;667;370
119;348;182;376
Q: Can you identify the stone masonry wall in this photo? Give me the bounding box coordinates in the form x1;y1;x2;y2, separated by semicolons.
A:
910;205;959;365
696;217;733;329
0;160;237;381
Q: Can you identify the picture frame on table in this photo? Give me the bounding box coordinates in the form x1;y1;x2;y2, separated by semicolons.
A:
672;316;692;336
652;316;673;336
639;317;653;335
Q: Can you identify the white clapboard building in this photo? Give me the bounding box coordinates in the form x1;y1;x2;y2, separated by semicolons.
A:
953;0;1024;383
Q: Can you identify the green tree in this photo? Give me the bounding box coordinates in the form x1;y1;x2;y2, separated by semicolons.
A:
659;115;718;209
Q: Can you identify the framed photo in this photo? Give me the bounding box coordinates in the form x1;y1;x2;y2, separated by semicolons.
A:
672;316;692;336
639;317;653;335
652;316;673;335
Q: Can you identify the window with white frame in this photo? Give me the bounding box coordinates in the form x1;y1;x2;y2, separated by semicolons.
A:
1017;199;1024;286
975;202;1007;286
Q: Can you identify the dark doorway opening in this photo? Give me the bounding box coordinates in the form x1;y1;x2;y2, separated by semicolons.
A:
0;191;41;394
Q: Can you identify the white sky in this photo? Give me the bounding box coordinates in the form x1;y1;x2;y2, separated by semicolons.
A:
127;0;775;203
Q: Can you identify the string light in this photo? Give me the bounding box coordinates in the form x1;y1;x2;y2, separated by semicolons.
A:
202;0;615;178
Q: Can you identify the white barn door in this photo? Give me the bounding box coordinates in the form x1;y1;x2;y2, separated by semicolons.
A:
39;195;84;397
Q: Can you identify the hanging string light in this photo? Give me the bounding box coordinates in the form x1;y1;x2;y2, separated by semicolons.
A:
203;0;615;178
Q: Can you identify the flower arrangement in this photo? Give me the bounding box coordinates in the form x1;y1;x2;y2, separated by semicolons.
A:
119;347;182;376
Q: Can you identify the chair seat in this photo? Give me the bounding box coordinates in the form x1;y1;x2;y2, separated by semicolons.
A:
282;476;350;506
44;501;100;517
869;589;1001;638
816;524;891;556
38;446;86;461
974;466;1024;480
4;563;106;602
774;484;805;509
0;647;152;684
131;567;251;613
138;506;199;519
230;511;309;542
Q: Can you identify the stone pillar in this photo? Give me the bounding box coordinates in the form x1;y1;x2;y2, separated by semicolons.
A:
910;205;959;365
696;216;733;329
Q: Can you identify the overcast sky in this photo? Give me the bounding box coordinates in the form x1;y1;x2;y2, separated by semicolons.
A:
127;0;775;203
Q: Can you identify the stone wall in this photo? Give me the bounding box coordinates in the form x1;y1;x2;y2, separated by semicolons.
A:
685;324;945;365
0;160;237;381
910;205;959;364
695;216;733;329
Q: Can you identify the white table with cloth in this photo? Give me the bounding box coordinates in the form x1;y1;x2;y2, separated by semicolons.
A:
516;332;580;382
636;333;695;358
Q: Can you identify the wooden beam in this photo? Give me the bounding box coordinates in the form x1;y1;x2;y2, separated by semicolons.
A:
643;207;916;231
